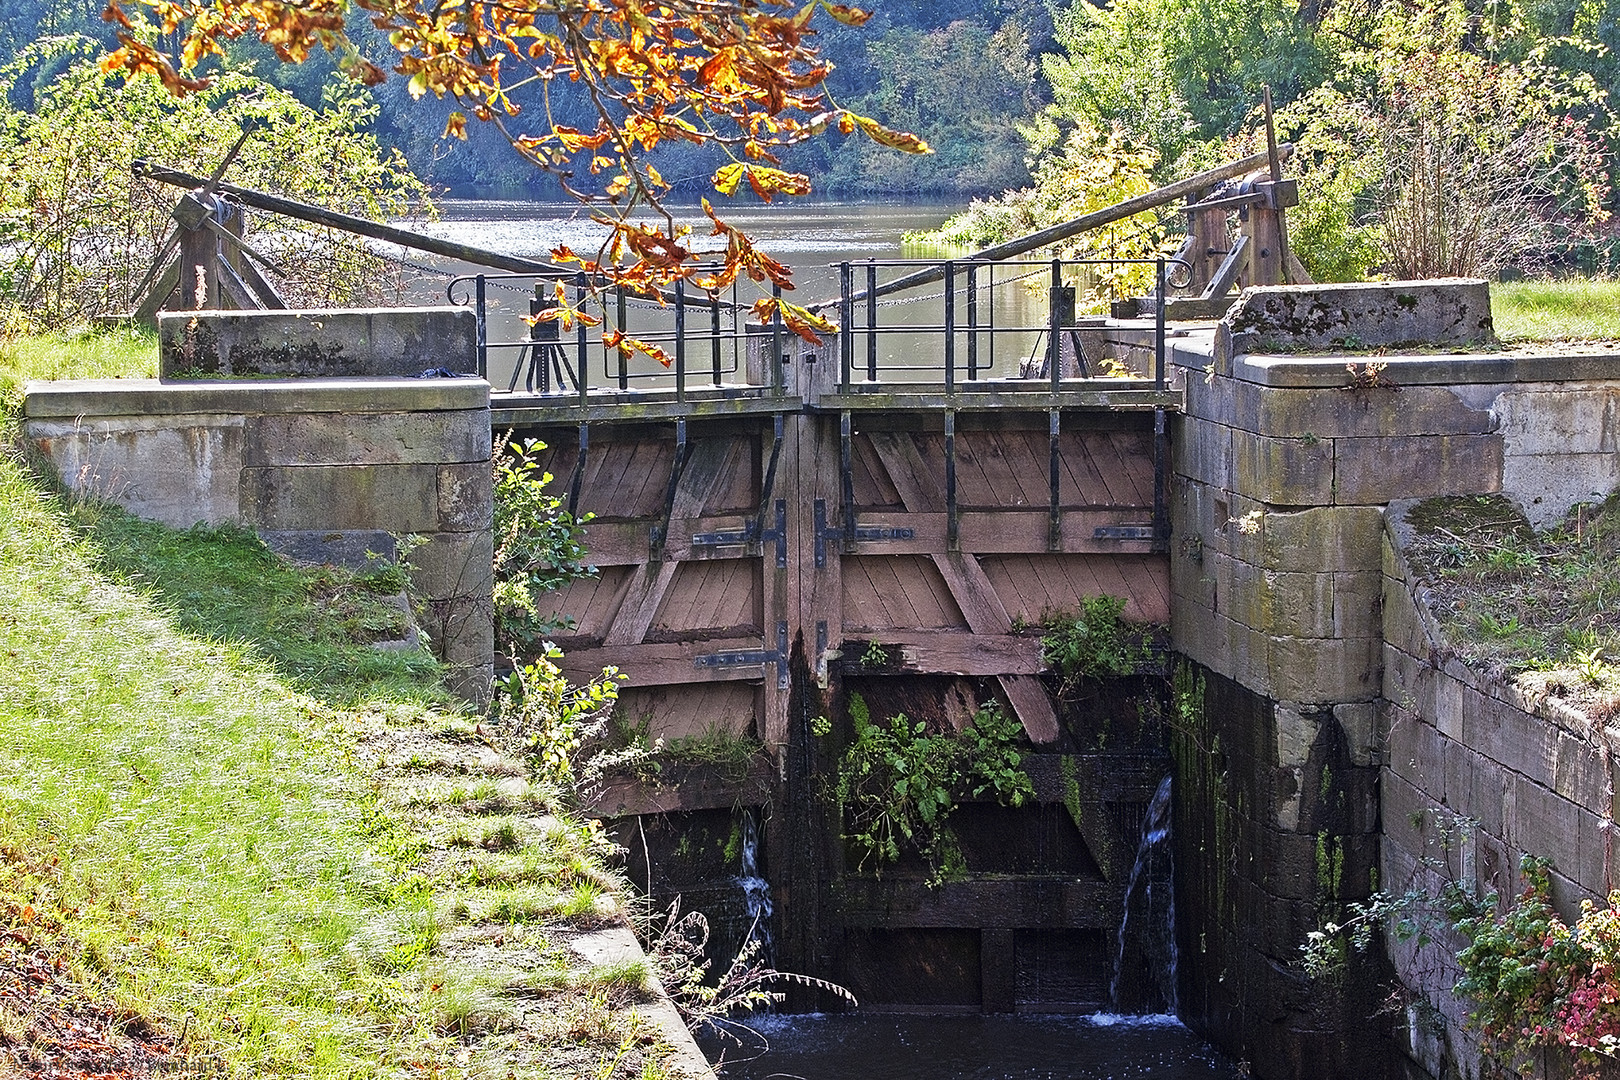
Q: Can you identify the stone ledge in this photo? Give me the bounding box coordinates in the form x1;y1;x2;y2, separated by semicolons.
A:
1224;279;1495;353
23;377;490;418
1230;349;1620;389
156;307;477;379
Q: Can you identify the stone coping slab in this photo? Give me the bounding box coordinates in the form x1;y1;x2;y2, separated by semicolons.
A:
157;306;477;379
1224;278;1495;351
1165;334;1620;388
1231;348;1620;388
23;376;491;418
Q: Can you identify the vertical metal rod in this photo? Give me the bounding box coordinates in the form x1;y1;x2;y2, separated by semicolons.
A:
944;260;956;394
840;410;855;544
771;282;785;394
945;409;958;551
1049;259;1061;393
567;422;589;517
576;271;589;407
530;283;546;394
839;262;853;392
474;274;487;379
966;263;978;380
675;277;687;404
987;262;996;375
731;280;742;389
711;288;723;386
616;288;628;390
865;260;877;382
1155;258;1167;393
1048;409;1062;552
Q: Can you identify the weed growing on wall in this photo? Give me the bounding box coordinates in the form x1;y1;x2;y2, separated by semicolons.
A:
492;437;595;654
835;695;1033;877
1041;594;1153;697
1450;858;1620;1076
1302;818;1620;1079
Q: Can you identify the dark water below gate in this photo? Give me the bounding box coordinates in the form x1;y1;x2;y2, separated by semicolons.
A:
697;1014;1240;1080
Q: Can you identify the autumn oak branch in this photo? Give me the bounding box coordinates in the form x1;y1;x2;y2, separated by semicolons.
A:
99;0;932;351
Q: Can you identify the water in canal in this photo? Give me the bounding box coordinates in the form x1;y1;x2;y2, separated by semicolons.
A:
696;1012;1240;1080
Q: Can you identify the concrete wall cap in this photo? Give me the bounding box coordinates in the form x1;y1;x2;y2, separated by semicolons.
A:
23;377;491;418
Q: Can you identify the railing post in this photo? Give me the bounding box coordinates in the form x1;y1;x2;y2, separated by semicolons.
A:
474;274;487;380
710;283;723;387
675;277;687;404
944;260;956;394
529;281;550;394
987;262;996;375
575;271;589;407
865;260;877;383
1048;259;1061;392
616;287;628;390
1155;257;1167;393
771;282;785;395
966;262;978;381
839;262;852;392
945;409;958;551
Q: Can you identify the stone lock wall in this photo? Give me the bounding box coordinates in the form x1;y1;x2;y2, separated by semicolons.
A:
1381;501;1620;1080
22;376;494;698
1166;279;1620;1079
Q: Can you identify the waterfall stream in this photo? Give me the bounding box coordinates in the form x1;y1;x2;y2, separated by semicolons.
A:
1109;774;1179;1015
736;809;773;959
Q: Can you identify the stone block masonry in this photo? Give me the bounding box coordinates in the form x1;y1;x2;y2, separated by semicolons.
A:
1380;501;1620;1080
1166;281;1620;1080
23;376;494;699
157;308;478;379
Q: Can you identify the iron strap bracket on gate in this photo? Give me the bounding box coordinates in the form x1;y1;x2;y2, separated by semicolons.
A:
813;498;914;568
1093;525;1157;541
691;498;788;568
694;621;789;689
648;419;692;563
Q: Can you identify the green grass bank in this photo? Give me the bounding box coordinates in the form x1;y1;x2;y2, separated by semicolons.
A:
0;332;690;1079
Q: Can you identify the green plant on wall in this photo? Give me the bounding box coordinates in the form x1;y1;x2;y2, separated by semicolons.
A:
1301;814;1620;1079
492;437;596;653
834;694;1032;878
1041;594;1152;696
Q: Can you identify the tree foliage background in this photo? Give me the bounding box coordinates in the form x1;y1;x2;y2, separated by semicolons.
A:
0;35;427;329
928;0;1616;281
0;0;1614;318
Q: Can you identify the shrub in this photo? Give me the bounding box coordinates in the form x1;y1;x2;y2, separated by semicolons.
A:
491;438;595;654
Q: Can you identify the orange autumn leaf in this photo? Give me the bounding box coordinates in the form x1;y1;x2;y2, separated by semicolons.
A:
98;0;929;309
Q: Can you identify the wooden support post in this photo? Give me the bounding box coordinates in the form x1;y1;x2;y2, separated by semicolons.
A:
1247;206;1284;288
176;219;219;310
982;928;1017;1012
1187;205;1224;296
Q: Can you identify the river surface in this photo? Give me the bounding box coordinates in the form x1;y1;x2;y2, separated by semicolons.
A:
696;1013;1241;1080
404;196;962;299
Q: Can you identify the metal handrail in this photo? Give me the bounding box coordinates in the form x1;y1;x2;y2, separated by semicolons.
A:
835;256;1191;395
456;257;1191;404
